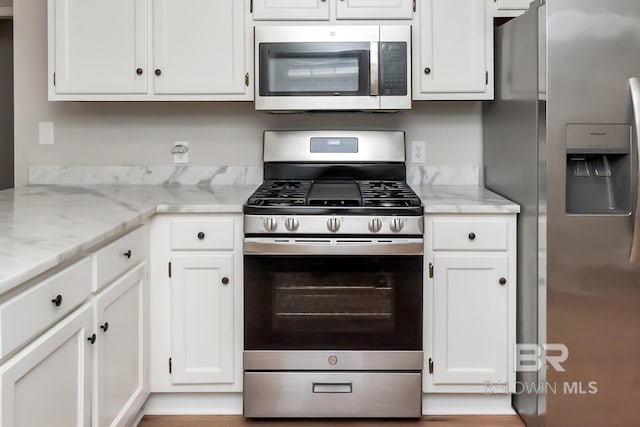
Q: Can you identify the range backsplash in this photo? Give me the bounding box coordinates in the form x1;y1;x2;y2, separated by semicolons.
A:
28;165;480;186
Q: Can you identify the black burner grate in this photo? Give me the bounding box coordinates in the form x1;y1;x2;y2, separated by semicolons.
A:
247;180;421;210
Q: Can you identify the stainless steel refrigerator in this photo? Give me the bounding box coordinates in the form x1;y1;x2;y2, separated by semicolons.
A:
484;1;640;426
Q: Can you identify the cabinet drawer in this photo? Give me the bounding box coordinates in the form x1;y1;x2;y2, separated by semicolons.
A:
432;218;508;251
94;227;146;292
0;257;92;359
171;218;235;250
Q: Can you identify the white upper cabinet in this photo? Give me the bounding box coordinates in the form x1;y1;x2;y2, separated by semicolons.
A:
496;0;530;10
49;0;253;100
252;0;330;20
252;0;413;21
49;0;148;95
492;0;530;17
413;0;493;100
336;0;414;20
152;0;249;96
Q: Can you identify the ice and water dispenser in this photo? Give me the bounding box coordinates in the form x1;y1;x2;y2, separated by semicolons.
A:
566;124;632;214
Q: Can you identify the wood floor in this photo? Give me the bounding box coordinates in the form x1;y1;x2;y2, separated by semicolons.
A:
138;415;525;427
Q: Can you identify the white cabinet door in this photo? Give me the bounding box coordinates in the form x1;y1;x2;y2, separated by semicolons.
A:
170;254;234;384
432;253;509;385
336;0;414;20
252;0;330;20
0;304;93;427
50;0;147;95
496;0;530;10
94;264;146;427
414;0;490;99
152;0;249;96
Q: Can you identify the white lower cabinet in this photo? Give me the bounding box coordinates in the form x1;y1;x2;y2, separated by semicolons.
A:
425;214;516;394
149;214;243;392
94;263;147;427
0;227;149;427
0;303;94;427
432;253;508;385
169;254;234;385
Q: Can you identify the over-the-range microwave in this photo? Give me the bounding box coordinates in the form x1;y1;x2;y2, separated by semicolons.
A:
255;25;411;111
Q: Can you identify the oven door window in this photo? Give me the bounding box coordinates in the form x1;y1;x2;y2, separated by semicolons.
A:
259;42;371;96
244;255;422;351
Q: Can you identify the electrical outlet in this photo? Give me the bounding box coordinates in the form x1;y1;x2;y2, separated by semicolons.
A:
411;140;426;164
171;141;189;164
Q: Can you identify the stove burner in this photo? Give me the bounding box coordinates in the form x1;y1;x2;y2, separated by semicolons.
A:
248;181;311;207
246;179;422;214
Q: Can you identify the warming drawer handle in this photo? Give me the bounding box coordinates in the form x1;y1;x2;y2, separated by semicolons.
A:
629;77;640;262
312;382;353;394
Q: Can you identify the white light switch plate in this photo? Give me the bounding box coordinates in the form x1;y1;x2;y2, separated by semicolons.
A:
38;122;55;145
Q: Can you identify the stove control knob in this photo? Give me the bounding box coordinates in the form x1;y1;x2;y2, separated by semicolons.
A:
390;217;404;233
263;217;278;232
327;217;341;232
368;218;383;233
285;217;299;232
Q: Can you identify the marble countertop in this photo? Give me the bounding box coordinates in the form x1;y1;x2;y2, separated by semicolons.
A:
413;185;521;214
0;184;519;296
0;185;257;295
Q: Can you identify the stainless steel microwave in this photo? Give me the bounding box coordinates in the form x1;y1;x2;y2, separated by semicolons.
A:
255;25;411;111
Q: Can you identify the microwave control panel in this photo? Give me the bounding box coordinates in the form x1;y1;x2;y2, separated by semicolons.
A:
379;42;408;96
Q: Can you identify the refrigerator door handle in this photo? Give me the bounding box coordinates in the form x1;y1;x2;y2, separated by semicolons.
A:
628;77;640;262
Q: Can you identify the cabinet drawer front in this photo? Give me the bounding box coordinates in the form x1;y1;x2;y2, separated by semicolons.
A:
171;219;235;250
95;227;146;292
0;257;92;359
432;218;508;251
244;371;422;417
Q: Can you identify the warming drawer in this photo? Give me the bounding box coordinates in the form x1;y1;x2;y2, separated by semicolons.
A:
243;371;422;418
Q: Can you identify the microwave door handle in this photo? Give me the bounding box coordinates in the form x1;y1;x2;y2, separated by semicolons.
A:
629;77;640;262
370;42;379;96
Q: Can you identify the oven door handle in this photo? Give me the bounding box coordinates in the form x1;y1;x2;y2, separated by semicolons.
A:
243;238;423;256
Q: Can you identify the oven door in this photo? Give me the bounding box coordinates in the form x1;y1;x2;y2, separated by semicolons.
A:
255;26;380;111
243;238;423;352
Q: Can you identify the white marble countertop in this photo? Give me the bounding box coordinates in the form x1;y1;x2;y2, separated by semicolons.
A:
0;184;519;296
0;185;257;295
412;185;521;214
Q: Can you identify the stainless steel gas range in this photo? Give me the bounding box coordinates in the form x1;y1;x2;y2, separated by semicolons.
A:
242;131;424;418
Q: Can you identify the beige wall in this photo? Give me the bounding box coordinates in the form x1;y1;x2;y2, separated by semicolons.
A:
14;0;483;187
0;0;12;8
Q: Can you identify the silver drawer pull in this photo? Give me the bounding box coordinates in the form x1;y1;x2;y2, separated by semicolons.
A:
312;382;352;394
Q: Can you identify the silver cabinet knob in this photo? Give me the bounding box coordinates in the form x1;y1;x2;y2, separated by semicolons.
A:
263;217;278;232
327;217;341;232
368;218;383;233
389;217;404;233
284;217;299;231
